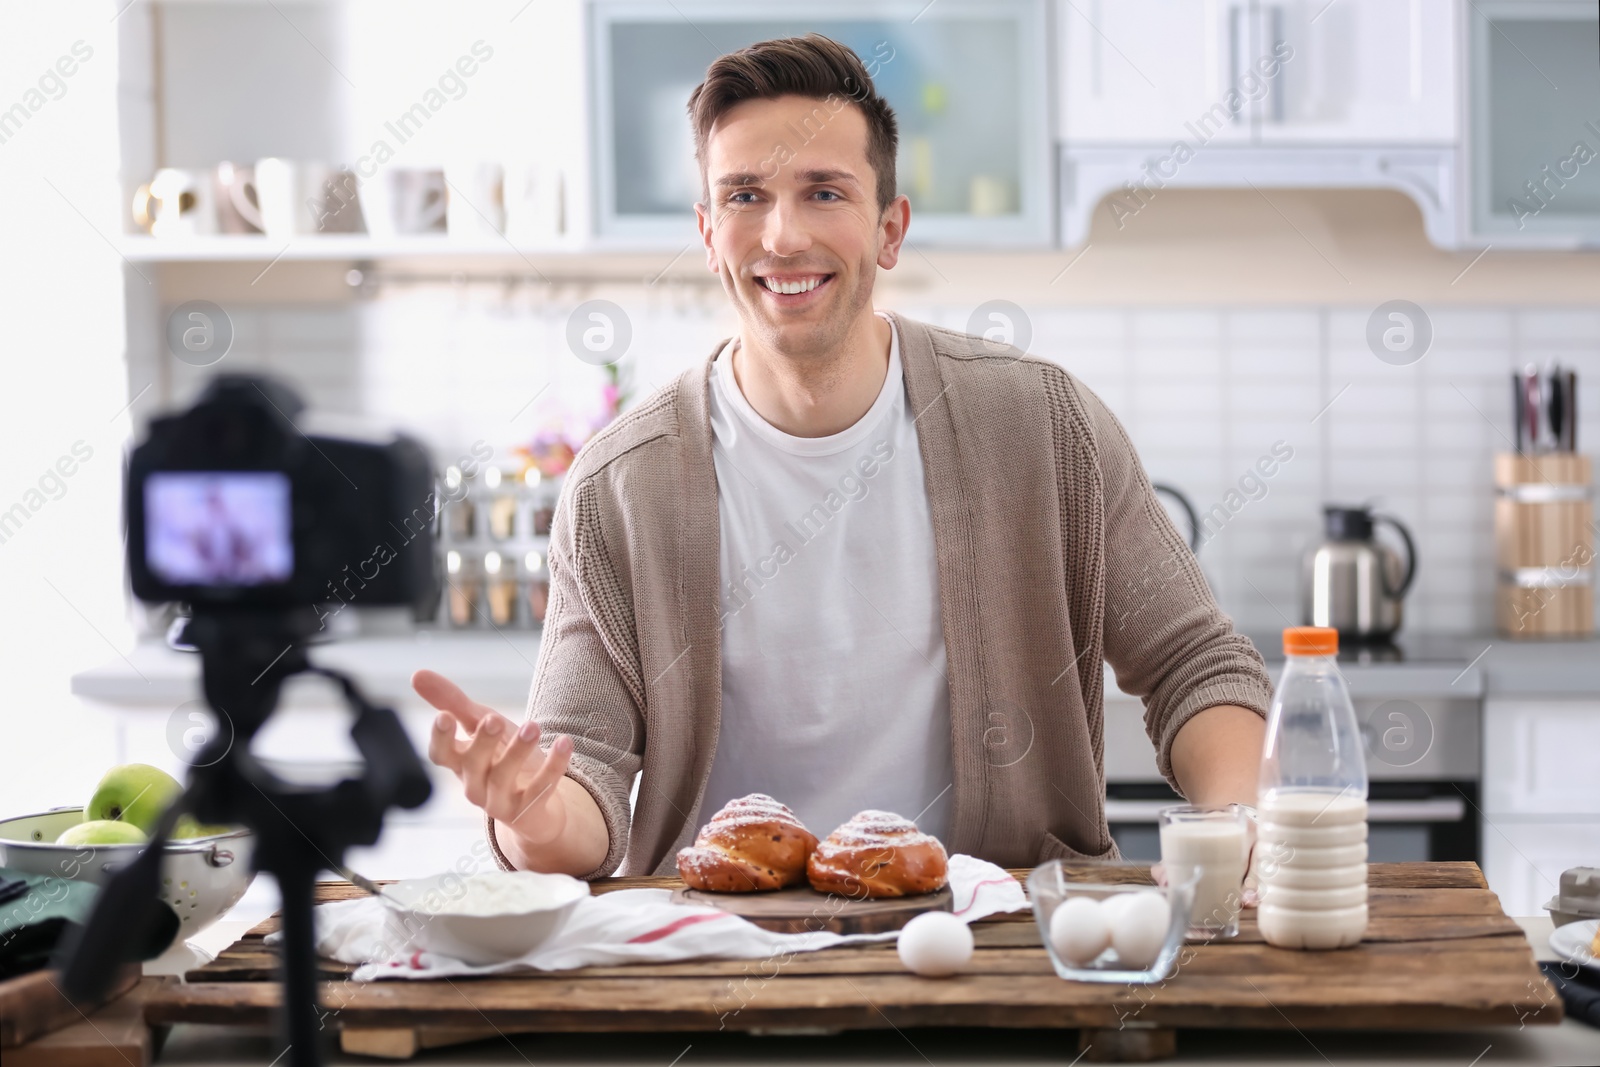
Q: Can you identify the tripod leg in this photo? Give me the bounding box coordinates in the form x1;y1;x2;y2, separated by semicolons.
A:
275;867;330;1067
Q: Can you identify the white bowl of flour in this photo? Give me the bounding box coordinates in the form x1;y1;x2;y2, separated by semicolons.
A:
382;869;590;964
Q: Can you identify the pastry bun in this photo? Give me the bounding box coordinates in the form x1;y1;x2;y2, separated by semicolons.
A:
807;810;949;898
676;793;819;892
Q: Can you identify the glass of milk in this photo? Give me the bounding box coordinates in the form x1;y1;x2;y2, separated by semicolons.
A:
1158;804;1251;940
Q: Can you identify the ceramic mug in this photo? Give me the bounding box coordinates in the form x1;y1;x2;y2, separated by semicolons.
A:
503;160;565;244
213;162;265;234
132;168;216;238
362;167;448;238
254;158;365;238
445;161;505;238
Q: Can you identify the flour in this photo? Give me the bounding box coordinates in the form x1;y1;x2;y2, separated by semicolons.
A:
390;871;575;917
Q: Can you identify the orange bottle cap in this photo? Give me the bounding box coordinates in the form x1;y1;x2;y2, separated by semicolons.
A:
1283;626;1338;656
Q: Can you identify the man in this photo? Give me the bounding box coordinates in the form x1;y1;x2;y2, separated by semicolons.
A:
413;34;1273;880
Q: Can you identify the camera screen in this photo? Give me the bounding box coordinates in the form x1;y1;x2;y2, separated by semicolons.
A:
145;472;294;586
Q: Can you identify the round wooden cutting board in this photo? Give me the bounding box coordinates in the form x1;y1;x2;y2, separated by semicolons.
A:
670;884;954;935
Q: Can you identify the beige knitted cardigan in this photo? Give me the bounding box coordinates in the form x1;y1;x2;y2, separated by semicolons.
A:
485;311;1274;878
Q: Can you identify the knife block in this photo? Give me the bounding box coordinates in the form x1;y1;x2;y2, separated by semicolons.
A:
1494;453;1594;638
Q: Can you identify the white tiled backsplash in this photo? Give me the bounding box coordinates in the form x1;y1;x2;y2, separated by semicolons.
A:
140;297;1600;637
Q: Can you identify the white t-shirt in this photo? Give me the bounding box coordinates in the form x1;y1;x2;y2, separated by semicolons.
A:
700;311;954;843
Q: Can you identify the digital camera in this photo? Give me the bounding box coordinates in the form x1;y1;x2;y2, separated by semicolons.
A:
124;375;437;616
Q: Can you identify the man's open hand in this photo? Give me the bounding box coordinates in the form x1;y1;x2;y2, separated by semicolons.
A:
412;669;575;849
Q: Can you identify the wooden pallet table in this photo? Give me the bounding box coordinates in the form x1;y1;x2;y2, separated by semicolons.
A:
3;970;164;1067
142;862;1560;1062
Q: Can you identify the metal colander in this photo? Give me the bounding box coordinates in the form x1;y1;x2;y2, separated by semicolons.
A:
0;806;255;946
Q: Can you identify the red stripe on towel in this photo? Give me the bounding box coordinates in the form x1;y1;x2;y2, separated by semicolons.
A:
626;912;730;944
953;877;1018;916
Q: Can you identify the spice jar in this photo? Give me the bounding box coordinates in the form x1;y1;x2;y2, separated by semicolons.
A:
445;550;482;627
485;467;517;541
485;550;517;627
443;466;476;540
530;479;556;536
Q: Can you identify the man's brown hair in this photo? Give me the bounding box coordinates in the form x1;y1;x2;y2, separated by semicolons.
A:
687;34;899;215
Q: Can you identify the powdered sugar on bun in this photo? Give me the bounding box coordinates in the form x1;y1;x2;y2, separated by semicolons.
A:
808;810;950;898
676;849;779;892
700;793;804;833
675;794;819;892
674;844;726;877
818;810;945;852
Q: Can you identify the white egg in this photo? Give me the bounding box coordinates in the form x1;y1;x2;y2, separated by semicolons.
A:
1099;891;1136;926
1109;889;1171;969
897;911;974;978
1048;895;1110;965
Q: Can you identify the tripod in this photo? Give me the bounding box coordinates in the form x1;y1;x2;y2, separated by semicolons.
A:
55;607;432;1067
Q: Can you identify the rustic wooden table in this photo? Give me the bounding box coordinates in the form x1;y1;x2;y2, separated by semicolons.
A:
137;862;1559;1063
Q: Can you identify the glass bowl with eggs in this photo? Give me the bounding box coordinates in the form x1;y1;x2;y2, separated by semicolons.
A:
1027;859;1200;984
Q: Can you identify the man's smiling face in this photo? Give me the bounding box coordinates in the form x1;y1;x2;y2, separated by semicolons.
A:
695;93;908;361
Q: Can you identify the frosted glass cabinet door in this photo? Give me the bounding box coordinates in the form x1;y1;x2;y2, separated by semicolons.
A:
589;0;1052;247
1469;0;1600;244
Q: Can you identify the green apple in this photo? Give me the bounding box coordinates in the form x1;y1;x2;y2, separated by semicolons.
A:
56;820;148;846
172;815;239;839
85;763;182;834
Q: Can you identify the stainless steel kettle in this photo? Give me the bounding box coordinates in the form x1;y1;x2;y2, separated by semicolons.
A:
1301;506;1417;640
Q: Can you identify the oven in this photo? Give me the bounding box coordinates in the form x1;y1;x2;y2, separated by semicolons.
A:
1104;782;1477;863
1100;669;1482;864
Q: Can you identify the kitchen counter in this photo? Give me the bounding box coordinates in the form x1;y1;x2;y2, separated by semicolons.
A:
71;631;543;709
1466;637;1600;696
1238;631;1600;699
142;915;1597;1066
70;630;1600;709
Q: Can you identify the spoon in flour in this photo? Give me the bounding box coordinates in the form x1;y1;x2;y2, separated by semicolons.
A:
334;863;406;911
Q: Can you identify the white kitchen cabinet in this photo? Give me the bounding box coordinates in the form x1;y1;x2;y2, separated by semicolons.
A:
1057;0;1251;145
1481;696;1600;918
1257;0;1457;144
1057;0;1456;146
1055;0;1460;247
1481;819;1600;918
1483;698;1600;817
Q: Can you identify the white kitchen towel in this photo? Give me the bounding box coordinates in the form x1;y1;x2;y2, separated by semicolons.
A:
264;853;1027;981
